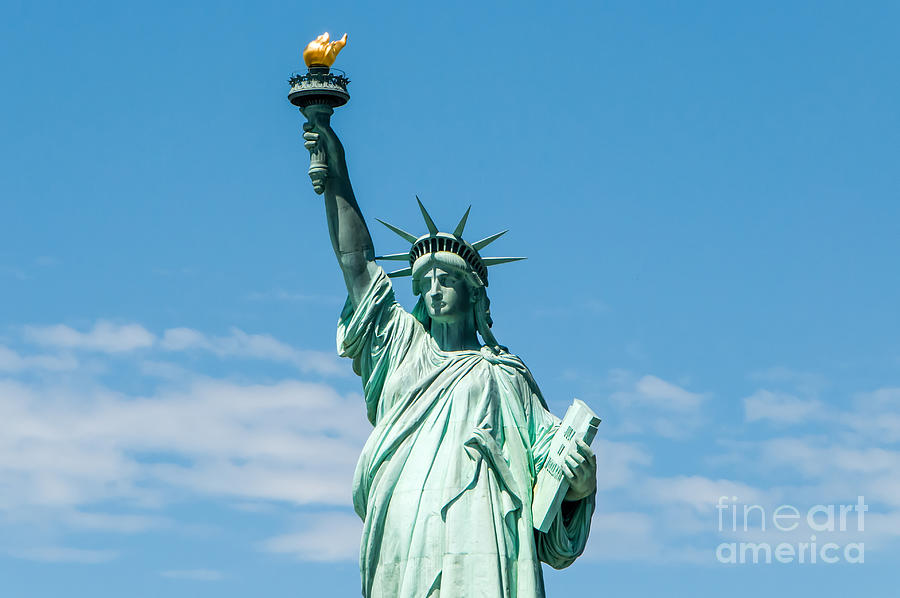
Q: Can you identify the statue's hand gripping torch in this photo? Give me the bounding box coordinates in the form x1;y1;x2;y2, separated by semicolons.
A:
301;105;334;195
288;33;349;196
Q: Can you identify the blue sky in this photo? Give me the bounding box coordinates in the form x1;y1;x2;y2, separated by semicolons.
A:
2;1;899;596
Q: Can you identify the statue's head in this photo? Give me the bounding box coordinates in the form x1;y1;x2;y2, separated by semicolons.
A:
376;199;525;350
412;252;477;325
409;248;498;349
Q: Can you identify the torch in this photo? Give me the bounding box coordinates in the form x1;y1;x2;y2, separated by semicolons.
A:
288;32;350;194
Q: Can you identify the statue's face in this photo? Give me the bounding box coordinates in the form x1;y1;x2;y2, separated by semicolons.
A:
420;266;471;324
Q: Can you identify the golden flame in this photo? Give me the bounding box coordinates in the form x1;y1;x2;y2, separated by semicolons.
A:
303;32;348;67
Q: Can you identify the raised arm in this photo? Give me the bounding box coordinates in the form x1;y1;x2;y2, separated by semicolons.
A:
301;105;379;305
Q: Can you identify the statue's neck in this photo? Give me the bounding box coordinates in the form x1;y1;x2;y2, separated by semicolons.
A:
430;316;480;352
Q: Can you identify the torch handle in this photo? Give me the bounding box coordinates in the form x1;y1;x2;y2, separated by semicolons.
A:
301;104;335;195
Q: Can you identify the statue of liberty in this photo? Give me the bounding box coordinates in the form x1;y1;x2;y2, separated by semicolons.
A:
294;34;597;598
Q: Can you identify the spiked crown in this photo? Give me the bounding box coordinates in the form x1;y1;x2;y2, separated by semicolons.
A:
375;197;526;291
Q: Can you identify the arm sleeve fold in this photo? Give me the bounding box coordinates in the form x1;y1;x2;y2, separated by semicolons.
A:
337;267;420;424
529;389;596;569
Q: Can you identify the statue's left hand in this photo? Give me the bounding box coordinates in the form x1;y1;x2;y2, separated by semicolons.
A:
299;105;349;194
562;439;597;501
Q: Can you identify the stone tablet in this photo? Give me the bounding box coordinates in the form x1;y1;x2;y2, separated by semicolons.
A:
532;399;601;533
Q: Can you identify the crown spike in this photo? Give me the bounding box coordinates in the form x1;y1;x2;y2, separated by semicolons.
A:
387;266;413;278
482;257;527;266
416;195;439;235
376;219;418;244
472;230;508;251
375;252;411;261
453;205;472;237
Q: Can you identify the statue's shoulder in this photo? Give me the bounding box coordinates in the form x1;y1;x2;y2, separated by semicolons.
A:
478;346;548;412
479;346;528;371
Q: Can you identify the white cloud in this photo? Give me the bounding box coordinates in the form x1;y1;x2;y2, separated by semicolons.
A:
8;546;118;564
854;387;900;410
608;373;708;439
712;381;900;553
160;569;224;581
752;437;900;507
743;390;825;424
595;439;652;492
0;345;78;372
847;387;900;444
158;327;206;351
0;320;366;556
0;374;369;521
17;319;344;377
585;510;708;564
160;326;344;376
749;366;828;395
634;376;705;411
6;319;900;569
743;385;900;444
585;511;660;561
138;360;192;380
612;375;706;412
261;511;362;562
62;511;168;533
24;321;155;353
0;265;27;280
640;475;767;514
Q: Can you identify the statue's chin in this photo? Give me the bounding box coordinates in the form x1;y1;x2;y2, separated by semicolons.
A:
429;313;462;325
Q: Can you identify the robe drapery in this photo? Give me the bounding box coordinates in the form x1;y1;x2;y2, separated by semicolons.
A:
338;268;594;598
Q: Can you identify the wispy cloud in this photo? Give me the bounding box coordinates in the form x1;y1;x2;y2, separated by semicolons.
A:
17;320;344;377
24;321;155;353
595;438;652;492
261;512;362;562
567;366;900;564
0;345;78;372
62;511;168;533
4;321;900;569
586;511;707;564
0;265;28;280
640;475;768;514
0;321;369;559
743;390;825;424
615;375;706;412
160;327;344;376
847;387;900;443
607;372;709;439
749;366;829;395
0;376;367;512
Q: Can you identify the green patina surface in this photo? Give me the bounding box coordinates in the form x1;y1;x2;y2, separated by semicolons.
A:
296;89;598;598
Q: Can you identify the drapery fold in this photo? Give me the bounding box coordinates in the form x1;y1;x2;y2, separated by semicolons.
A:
338;268;594;597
